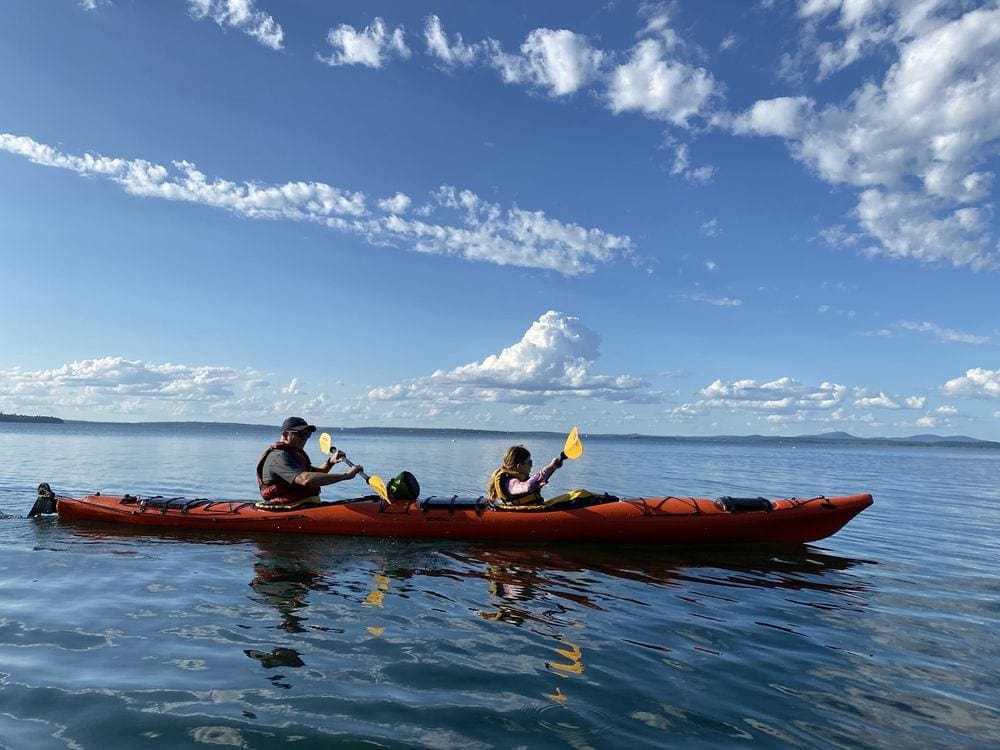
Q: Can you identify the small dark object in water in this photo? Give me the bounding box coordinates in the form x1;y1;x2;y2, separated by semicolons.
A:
28;483;58;517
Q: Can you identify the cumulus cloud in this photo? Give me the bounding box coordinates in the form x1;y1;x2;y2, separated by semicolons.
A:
734;4;1000;271
424;11;720;123
729;96;813;138
0;134;634;276
698;377;850;414
492;28;605;97
854;392;902;409
377;192;412;213
0;357;275;419
366;311;656;408
667;375;937;430
318;17;410;68
187;0;283;50
796;0;946;80
942;368;1000;399
606;38;719;126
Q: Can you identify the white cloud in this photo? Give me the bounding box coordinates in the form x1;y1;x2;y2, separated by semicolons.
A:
318;17;410;68
729;96;813;138
667;141;716;183
282;378;303;395
425;16;603;97
367;311;656;407
735;4;1000;271
670;375;942;430
424;14;491;66
187;0;284;50
942;368;1000;399
0;357;274;419
687;292;742;307
697;377;850;414
492;28;605;97
854;392;901;409
700;219;721;237
899;320;990;344
425;12;720;125
854;190;996;271
377;193;412;214
796;0;947;80
607;38;720;126
0;134;633;276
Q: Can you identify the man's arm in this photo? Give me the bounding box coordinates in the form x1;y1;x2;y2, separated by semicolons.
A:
293;465;364;491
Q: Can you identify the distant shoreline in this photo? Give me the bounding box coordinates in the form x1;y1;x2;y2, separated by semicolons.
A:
0;413;64;424
2;416;997;448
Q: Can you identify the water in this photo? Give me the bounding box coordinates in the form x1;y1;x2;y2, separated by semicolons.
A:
0;422;997;748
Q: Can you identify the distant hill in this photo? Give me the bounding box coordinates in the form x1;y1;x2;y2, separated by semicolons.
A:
774;432;997;448
4;416;997;448
650;431;999;448
0;412;63;424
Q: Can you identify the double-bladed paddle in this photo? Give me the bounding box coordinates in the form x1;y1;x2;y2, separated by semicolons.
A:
318;432;389;501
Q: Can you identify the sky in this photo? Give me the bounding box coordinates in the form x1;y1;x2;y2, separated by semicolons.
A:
1;0;998;440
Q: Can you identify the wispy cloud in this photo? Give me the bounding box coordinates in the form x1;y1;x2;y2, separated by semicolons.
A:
187;0;284;50
899;320;990;345
686;292;742;307
0;133;634;276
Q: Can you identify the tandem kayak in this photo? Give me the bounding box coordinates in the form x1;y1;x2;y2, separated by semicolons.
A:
38;485;873;545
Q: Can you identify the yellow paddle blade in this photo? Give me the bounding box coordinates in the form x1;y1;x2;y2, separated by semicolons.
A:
318;432;332;454
563;426;583;460
369;475;389;501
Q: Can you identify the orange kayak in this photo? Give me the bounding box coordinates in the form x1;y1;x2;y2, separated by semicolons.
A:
47;489;873;545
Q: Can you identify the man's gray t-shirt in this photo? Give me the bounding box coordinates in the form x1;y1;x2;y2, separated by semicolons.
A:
261;450;309;485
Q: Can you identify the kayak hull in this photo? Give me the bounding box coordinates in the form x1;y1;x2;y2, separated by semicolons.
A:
51;492;874;545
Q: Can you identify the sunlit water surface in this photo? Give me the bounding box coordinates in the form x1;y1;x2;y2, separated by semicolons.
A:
0;422;997;748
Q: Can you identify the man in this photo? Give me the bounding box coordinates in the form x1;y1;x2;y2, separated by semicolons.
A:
256;416;364;506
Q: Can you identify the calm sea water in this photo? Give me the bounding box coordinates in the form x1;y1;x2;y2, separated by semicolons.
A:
0;422;997;749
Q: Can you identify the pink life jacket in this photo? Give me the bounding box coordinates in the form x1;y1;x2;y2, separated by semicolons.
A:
256;442;316;502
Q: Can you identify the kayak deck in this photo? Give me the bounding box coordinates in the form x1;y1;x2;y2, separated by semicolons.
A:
48;489;874;545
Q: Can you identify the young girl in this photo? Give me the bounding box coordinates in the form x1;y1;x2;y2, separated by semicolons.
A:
487;445;564;507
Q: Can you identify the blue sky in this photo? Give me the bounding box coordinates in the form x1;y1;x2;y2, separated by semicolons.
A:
1;0;998;439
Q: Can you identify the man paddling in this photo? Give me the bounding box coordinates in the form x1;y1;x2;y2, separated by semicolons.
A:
256;417;364;508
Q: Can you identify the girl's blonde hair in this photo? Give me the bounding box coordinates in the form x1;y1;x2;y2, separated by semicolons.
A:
502;445;531;469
